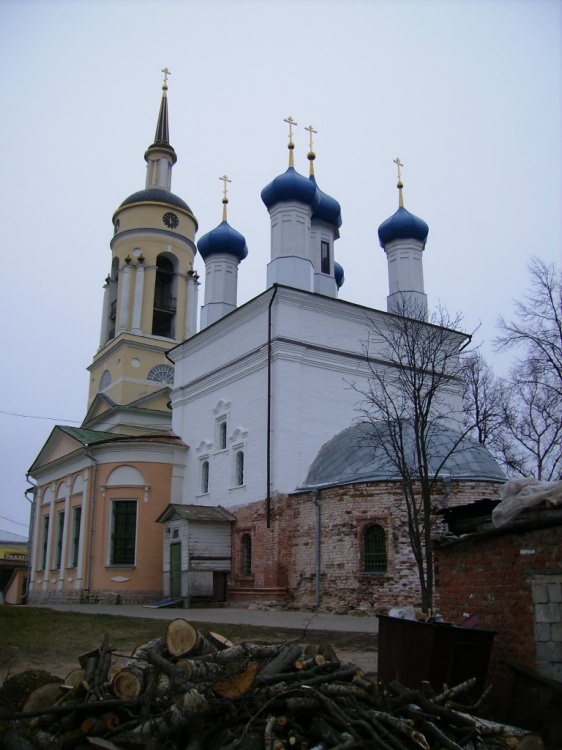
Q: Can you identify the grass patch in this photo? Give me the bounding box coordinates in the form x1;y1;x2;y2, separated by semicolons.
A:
0;607;297;665
0;607;376;682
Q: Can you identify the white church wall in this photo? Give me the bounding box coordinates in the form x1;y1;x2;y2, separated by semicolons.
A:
170;285;466;509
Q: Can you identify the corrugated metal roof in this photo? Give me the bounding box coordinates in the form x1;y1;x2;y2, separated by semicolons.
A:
301;421;506;489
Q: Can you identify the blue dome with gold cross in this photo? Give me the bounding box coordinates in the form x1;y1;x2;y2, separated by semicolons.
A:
198;220;248;262
378;206;429;247
261;167;320;211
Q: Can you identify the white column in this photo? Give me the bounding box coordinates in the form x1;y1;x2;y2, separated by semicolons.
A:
75;469;89;590
185;272;199;339
118;264;132;332
99;282;110;347
44;483;56;591
29;489;42;592
131;264;145;333
58;478;72;587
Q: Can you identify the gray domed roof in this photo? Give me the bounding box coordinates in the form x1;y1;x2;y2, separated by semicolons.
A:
302;422;505;489
119;188;192;213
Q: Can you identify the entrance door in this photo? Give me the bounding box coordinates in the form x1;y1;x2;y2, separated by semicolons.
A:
170;543;181;598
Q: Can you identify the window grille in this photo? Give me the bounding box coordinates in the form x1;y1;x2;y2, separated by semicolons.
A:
363;524;387;574
111;501;137;565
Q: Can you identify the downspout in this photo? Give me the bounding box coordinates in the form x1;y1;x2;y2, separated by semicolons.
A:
85;447;98;594
24;475;37;605
266;285;278;528
312;489;321;608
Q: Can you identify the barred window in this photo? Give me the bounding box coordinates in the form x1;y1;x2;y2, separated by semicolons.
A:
111;501;137;565
363;524;387;574
241;534;252;576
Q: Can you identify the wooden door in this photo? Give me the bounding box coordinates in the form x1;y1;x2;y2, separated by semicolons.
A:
170;543;181;598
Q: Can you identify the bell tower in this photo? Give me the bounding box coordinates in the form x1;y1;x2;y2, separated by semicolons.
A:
86;71;199;432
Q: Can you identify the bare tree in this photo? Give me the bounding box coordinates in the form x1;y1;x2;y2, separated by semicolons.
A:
461;351;505;447
495;257;562;397
353;298;473;612
493;257;562;480
497;361;562;480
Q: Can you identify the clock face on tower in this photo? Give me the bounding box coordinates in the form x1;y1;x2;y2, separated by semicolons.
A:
163;212;179;229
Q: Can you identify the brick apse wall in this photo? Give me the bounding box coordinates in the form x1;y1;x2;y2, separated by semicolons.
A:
435;523;562;710
229;480;502;613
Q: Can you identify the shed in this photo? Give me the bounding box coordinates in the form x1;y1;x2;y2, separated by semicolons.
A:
156;504;235;605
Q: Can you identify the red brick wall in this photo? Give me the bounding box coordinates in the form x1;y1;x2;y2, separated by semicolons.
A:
229;480;502;613
435;525;562;706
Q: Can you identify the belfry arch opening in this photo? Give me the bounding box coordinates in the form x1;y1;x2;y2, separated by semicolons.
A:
152;253;177;338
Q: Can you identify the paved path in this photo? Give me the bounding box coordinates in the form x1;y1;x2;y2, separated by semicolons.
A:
38;603;378;634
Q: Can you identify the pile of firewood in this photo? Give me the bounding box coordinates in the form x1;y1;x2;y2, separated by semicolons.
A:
0;617;533;749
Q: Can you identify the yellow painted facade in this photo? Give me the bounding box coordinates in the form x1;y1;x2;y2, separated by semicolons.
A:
27;80;194;605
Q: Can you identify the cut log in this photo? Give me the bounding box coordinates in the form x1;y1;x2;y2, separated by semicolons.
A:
259;643;302;676
165;618;217;657
22;682;64;713
213;659;258;699
112;636;167;699
64;668;85;688
111;668;144;700
208;631;234;650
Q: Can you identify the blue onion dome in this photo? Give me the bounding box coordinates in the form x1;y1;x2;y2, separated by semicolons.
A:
198;220;248;262
120;188;193;214
309;175;342;228
261;167;321;212
378;206;429;248
334;262;345;289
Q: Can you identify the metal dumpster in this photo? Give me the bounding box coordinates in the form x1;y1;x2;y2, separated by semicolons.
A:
377;614;496;693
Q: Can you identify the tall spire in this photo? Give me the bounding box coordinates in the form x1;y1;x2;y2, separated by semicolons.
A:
144;69;177;168
144;69;177;189
153;68;171;145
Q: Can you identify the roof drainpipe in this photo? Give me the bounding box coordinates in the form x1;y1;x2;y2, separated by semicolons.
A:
85;447;98;595
24;475;37;605
266;285;278;529
312;489;321;609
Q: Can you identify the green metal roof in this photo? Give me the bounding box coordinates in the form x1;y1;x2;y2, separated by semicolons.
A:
59;426;118;446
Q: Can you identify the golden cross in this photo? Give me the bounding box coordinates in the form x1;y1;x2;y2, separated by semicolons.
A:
220;174;231;220
305;124;317;152
393;157;403;183
219;174;231;201
284;116;297;143
162;67;171;87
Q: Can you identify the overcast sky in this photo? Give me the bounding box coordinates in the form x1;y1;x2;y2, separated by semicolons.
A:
0;0;560;536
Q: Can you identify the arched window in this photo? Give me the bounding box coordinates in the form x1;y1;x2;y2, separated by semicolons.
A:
99;370;112;391
235;451;244;486
363;524;387;574
219;420;227;450
147;364;174;385
241;534;252;576
201;460;209;494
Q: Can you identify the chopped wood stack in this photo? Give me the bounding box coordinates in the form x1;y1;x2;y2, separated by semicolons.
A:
0;618;534;749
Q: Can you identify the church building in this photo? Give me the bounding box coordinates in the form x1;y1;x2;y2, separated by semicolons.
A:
27;76;504;611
